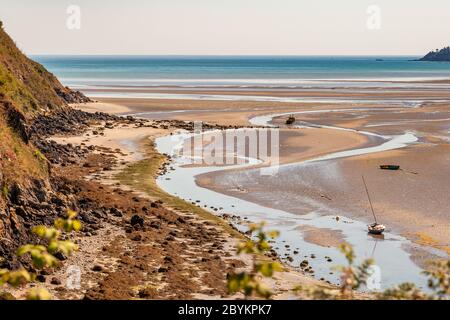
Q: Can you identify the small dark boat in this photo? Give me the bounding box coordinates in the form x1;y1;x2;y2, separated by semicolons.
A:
286;115;295;125
380;165;400;170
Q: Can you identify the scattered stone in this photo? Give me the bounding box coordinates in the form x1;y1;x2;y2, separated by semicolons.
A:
132;234;142;241
92;265;103;272
36;274;46;283
130;215;144;227
110;207;123;217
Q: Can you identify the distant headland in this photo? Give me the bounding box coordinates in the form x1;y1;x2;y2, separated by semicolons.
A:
419;46;450;61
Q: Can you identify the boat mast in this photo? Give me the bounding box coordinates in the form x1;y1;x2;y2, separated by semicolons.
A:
362;175;377;224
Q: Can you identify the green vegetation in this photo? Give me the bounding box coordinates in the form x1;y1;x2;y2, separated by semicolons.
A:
33;148;48;164
116;140;244;239
376;260;450;300
294;242;449;300
0;118;48;184
221;220;449;300
1;184;8;200
0;22;70;203
0;25;66;114
227;222;282;299
0;210;82;300
295;243;374;299
419;47;450;62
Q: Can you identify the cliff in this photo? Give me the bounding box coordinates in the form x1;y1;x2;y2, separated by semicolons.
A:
0;22;89;266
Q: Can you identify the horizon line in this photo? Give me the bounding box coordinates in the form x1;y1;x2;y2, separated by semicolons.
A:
29;54;424;57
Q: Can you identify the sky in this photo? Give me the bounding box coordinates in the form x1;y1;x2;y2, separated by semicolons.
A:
1;0;450;55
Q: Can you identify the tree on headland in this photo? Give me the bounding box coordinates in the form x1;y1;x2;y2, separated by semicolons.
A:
419;46;450;61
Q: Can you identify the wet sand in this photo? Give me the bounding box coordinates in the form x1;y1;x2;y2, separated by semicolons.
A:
52;114;334;299
79;94;449;253
76;85;449;284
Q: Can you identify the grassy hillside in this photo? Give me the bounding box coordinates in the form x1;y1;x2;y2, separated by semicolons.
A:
0;24;69;114
0;22;85;209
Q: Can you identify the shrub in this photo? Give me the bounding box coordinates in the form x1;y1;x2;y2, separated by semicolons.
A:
227;222;282;299
0;210;82;299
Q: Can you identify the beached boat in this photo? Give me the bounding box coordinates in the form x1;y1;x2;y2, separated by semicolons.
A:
368;223;386;235
286;115;296;125
380;165;400;170
362;175;386;235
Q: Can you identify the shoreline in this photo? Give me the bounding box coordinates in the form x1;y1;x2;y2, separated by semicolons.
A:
65;94;449;292
49;107;335;299
71;99;450;255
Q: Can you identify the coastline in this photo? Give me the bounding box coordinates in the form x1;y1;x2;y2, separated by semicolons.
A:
71;98;450;260
51;78;449;294
45;103;337;299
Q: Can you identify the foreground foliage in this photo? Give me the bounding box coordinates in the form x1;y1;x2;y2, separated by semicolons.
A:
0;210;81;300
295;243;449;300
294;243;374;299
227;222;282;299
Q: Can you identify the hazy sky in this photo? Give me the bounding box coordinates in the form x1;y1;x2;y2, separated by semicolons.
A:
1;0;450;55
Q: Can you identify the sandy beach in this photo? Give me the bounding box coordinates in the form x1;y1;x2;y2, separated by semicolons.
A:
54;75;450;292
4;2;450;305
73;84;449;281
46;116;330;299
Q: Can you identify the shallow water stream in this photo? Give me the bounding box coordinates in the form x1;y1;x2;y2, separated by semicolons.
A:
153;108;447;291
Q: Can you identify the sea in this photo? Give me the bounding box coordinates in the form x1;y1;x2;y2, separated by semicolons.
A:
33;55;450;91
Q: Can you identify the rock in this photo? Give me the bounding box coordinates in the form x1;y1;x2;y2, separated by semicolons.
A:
110;207;123;217
36;274;46;282
54;251;67;261
150;221;161;229
300;260;309;268
138;288;155;298
50;277;62;285
132;234;142;241
92;265;103;272
130;215;144;227
176;217;185;224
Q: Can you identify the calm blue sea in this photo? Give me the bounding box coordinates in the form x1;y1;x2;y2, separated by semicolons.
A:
33;55;450;88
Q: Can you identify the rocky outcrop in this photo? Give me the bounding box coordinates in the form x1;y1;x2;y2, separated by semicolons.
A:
54;87;91;104
419;46;450;61
2;100;30;144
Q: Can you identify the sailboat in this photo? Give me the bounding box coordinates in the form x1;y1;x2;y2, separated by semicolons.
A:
362;175;386;235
